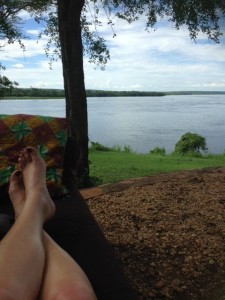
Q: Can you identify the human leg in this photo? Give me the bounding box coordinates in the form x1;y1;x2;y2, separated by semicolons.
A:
40;232;97;300
45;193;139;300
6;148;96;300
0;149;55;300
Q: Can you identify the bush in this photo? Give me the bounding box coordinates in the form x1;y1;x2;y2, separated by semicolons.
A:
123;145;133;153
150;147;166;155
89;142;133;153
174;132;207;155
112;145;123;152
89;141;112;152
112;145;133;153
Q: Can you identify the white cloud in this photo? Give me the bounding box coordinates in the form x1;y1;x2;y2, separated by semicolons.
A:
1;38;47;61
4;61;63;89
26;29;41;36
1;14;225;91
129;84;142;90
12;63;25;68
32;81;50;88
83;17;225;91
17;10;32;20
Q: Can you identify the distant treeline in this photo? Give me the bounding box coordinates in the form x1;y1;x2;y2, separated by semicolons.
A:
4;88;166;98
166;91;225;95
4;88;65;98
3;88;225;98
86;90;166;97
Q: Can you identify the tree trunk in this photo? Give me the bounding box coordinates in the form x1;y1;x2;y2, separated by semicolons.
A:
57;0;89;186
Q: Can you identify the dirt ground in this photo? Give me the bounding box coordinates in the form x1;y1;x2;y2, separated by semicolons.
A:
86;167;225;299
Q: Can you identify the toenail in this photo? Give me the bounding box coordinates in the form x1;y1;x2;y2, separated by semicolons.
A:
14;170;21;176
26;147;33;153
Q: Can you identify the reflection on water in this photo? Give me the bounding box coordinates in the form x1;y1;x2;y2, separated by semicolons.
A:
0;95;225;154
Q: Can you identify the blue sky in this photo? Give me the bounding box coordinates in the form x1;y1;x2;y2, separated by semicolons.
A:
1;9;225;92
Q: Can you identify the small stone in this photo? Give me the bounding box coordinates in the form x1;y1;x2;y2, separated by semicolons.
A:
172;279;181;287
170;249;176;255
155;280;165;289
185;256;193;262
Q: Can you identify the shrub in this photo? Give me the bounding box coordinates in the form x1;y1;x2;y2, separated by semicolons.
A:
123;145;133;153
174;132;207;155
150;147;166;156
89;141;112;151
89;142;133;153
112;145;133;153
112;145;123;152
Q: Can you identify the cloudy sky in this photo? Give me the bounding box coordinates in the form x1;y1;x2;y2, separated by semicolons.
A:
1;9;225;92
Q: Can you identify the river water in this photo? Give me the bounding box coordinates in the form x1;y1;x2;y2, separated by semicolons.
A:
0;95;225;154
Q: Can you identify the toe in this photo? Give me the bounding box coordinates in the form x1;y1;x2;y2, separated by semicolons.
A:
9;170;23;191
26;147;39;161
10;170;22;182
18;149;28;169
10;170;23;186
18;148;34;170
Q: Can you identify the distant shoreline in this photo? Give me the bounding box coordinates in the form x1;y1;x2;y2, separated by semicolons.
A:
2;88;225;100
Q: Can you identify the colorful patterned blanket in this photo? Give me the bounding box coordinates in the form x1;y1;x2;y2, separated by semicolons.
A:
0;114;68;198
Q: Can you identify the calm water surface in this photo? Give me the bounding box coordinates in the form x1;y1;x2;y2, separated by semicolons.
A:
0;95;225;154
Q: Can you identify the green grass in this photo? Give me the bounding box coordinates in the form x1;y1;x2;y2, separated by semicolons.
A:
89;150;225;186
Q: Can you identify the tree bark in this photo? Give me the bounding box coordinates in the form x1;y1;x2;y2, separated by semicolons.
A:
57;0;89;186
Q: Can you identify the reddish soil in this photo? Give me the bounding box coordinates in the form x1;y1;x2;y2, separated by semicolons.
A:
86;167;225;299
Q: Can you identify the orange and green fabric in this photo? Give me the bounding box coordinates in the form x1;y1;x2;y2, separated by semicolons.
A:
0;114;68;198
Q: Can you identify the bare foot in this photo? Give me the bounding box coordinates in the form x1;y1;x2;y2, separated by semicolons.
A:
17;147;55;223
8;170;25;219
18;147;46;193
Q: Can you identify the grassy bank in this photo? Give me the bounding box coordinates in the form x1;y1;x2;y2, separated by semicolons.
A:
89;149;225;186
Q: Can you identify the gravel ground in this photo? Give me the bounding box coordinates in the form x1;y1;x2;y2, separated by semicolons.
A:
86;167;225;299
